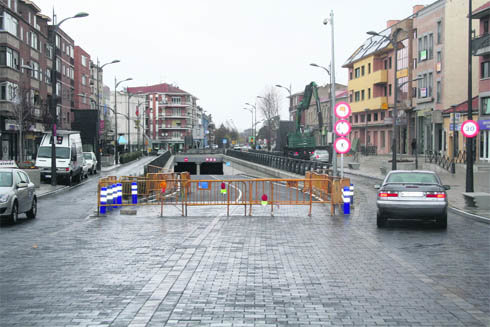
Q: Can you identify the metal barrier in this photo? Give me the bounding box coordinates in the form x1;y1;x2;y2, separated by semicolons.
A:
97;172;349;217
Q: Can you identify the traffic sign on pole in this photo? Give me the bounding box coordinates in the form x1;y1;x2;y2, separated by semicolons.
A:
461;120;480;138
334;120;352;137
334;137;351;154
334;102;352;119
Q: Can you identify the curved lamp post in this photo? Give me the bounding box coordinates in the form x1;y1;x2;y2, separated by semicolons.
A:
49;12;89;186
114;77;132;164
367;28;403;170
275;84;292;122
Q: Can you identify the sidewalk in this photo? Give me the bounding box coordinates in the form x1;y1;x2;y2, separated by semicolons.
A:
341;154;490;222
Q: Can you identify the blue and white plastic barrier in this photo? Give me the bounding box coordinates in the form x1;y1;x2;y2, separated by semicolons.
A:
131;182;138;204
342;186;353;215
117;183;122;207
349;183;354;207
107;185;113;211
100;187;107;215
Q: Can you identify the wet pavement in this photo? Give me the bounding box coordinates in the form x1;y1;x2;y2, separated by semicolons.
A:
0;161;489;326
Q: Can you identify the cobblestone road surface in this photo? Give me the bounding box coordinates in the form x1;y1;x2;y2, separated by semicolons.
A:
0;164;489;326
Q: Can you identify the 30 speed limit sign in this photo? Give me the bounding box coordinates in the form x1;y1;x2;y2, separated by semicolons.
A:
460;120;480;138
334;137;351;154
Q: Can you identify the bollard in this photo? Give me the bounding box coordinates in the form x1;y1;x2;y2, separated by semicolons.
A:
342;186;353;215
117;183;122;207
131;182;138;204
107;185;113;211
112;184;118;209
350;183;355;207
100;187;107;215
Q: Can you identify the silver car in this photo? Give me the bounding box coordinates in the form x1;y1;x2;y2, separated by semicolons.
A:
83;152;97;175
310;150;330;163
375;170;449;228
0;168;37;224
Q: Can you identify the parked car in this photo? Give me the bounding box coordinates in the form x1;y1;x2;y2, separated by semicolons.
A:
83;152;97;174
0;166;37;224
310;150;329;163
375;170;450;228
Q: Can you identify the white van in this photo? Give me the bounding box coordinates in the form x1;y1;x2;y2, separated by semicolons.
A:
35;131;84;185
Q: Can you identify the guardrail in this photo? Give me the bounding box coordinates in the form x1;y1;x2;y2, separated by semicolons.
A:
226;150;331;176
144;151;171;174
97;172;350;217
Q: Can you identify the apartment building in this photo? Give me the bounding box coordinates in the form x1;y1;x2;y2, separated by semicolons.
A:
0;0;52;160
472;2;490;162
343;16;415;155
73;45;91;110
126;83;199;153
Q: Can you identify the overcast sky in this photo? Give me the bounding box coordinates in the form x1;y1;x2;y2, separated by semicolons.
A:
34;0;433;131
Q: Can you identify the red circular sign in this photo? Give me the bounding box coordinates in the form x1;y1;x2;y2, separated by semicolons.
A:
334;120;352;137
334;137;351;154
334;102;352;119
460;120;480;138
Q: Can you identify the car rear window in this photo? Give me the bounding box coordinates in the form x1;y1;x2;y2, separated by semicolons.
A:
386;172;438;184
83;153;91;159
315;151;328;155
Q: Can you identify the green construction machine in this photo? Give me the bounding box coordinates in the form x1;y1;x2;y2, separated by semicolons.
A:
285;82;326;160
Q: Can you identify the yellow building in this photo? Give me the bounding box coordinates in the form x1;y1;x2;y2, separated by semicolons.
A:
343;18;415;155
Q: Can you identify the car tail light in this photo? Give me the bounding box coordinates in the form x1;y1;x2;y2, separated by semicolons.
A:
378;192;398;197
426;192;446;198
66;168;69;171
316;155;319;159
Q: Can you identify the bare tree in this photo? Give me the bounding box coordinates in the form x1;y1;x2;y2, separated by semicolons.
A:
257;86;280;150
11;84;39;163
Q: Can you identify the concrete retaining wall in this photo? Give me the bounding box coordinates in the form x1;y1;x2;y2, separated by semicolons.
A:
224;155;301;179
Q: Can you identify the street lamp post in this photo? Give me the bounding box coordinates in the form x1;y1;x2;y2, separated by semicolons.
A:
324;11;338;176
242;107;254;144
257;96;273;151
114;77;132;164
275;84;292;122
451;105;457;174
245;102;256;147
49;12;88;186
367;28;403;170
95;59;119;170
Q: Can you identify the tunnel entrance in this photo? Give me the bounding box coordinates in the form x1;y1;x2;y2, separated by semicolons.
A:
200;162;223;175
174;162;197;175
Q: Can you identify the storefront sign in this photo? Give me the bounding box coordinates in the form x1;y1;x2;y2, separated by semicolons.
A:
5;120;19;131
478;119;490;130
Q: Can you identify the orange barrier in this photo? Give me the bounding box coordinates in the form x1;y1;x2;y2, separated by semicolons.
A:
97;173;349;217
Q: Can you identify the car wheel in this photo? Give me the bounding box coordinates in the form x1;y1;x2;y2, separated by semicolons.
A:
377;211;386;228
437;212;447;229
67;174;73;186
90;168;94;175
10;202;18;224
26;197;37;219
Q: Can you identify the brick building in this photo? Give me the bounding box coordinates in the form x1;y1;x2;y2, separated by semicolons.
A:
73;45;91;110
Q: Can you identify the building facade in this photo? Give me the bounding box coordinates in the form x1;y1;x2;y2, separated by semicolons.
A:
127;83;199;153
0;0;52;161
73;46;91;111
472;2;490;162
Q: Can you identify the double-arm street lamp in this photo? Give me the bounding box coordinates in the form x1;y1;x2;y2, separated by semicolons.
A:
367;28;404;170
114;77;132;164
94;59;120;170
275;84;292;122
49;12;88;186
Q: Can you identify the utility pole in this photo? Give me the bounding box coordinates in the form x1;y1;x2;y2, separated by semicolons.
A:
466;0;474;192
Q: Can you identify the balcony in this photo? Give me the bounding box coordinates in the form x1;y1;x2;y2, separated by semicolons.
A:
350;96;388;113
472;33;490;56
159;113;187;119
158;101;192;107
372;69;388;85
158;125;191;130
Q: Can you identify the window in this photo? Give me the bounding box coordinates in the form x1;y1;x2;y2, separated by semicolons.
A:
368;63;371;74
397;39;409;69
355;91;360;102
484;20;489;35
428;34;433;59
381;131;386;148
31;61;40;80
46;44;53;59
56;82;61;96
55;35;60;48
368;88;371;99
381;112;385;120
389;57;392;69
361;89;365;100
349;71;353;80
19;25;23;41
0;11;18;37
481;61;490;78
366;113;371;122
389;84;392;96
437;21;442;44
361;65;365;76
383;86;387;96
349;93;353;102
172;97;181;104
354;114;358;123
374;113;378;121
82;75;87;86
0;46;19;70
436;81;441;103
428;73;433;97
45;68;51;83
354;67;360;78
30;32;39;50
482;97;490;115
56;58;61;72
384;59;388;70
81;55;87;67
0;81;18;101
